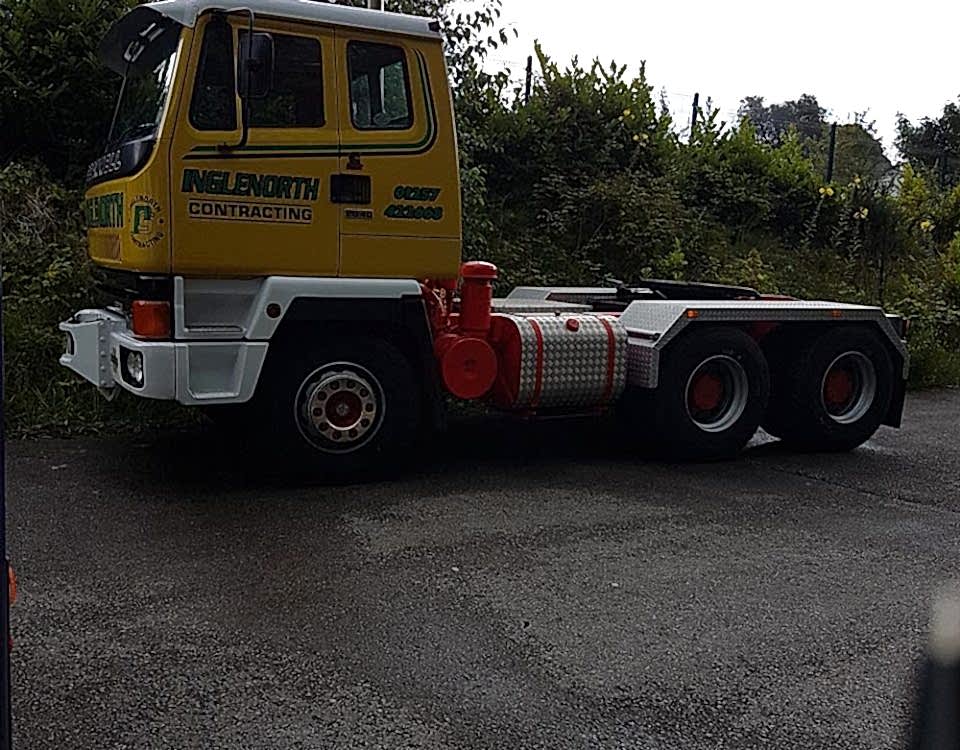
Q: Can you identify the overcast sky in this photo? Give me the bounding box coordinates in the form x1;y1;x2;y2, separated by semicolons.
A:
480;0;957;155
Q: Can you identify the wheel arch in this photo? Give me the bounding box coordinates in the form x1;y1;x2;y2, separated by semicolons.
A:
265;294;445;434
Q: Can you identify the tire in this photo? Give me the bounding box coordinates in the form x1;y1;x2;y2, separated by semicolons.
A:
626;326;770;460
762;325;895;451
252;336;422;477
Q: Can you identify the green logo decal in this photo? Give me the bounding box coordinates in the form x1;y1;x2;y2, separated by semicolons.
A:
130;195;164;249
84;193;124;229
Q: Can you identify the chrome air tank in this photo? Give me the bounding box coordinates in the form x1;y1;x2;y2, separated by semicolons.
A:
488;314;627;410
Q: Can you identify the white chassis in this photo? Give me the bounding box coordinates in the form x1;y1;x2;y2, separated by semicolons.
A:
60;278;909;406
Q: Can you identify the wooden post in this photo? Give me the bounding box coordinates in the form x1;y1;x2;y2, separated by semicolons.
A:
524;56;533;105
826;122;838;183
690;93;699;142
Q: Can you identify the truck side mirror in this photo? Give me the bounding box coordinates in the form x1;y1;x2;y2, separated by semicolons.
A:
238;32;274;100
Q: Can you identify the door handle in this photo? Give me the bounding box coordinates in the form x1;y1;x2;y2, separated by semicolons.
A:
331;174;371;205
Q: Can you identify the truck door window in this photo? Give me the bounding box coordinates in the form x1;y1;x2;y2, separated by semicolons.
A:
347;42;412;130
241;32;324;128
189;20;237;131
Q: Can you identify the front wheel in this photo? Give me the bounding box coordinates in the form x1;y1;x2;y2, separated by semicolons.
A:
255;337;422;477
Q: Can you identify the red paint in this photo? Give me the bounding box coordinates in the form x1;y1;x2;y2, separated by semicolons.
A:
435;334;497;400
325;390;363;428
421;282;451;337
824;367;854;407
460;261;498;280
598;316;617;402
487;315;522;407
459;261;498;335
689;373;724;412
565;318;580;332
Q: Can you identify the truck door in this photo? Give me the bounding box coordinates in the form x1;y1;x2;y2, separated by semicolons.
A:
170;14;340;277
334;33;462;280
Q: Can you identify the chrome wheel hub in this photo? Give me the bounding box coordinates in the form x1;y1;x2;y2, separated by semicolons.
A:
296;364;384;454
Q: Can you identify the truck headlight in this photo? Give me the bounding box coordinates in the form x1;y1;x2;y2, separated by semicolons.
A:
123;350;144;387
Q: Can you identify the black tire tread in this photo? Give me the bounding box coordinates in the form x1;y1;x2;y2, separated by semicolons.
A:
251;336;422;478
762;325;894;451
629;326;770;461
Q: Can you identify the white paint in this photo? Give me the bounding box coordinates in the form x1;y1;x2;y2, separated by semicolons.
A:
140;0;438;37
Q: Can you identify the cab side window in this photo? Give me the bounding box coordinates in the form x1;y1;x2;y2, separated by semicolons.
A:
347;42;412;130
242;32;324;128
189;20;237;131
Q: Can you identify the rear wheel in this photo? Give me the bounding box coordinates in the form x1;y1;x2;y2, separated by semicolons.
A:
624;326;769;460
253;337;422;477
763;326;895;451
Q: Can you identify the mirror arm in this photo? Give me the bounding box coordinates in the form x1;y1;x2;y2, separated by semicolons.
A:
219;8;255;152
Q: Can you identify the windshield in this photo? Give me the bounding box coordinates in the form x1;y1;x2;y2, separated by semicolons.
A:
106;41;179;151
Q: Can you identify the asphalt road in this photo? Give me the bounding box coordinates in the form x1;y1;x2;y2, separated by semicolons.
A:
8;390;960;749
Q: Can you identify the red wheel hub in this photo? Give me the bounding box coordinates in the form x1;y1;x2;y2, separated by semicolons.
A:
325;391;363;429
824;368;854;408
689;373;724;413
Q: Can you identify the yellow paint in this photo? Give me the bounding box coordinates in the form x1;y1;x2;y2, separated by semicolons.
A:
340;235;461;279
84;12;463;281
335;34;462;280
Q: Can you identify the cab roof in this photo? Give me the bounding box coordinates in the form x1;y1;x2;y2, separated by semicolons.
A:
146;0;439;37
101;0;441;74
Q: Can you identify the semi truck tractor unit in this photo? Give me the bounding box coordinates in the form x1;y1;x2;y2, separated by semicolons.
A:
61;0;909;470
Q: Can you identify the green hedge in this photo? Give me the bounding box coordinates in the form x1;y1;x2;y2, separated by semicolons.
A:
0;162;191;436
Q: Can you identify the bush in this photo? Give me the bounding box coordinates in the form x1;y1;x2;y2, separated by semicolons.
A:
0;162;191;436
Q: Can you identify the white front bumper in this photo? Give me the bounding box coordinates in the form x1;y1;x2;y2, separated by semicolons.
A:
59;309;268;405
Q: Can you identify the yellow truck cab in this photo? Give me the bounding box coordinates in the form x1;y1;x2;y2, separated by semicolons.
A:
63;0;910;471
84;0;460;280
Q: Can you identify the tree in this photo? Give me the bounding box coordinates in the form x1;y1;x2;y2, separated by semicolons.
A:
738;94;827;146
831;123;893;186
897;100;960;188
0;0;136;183
739;95;891;185
341;0;513;86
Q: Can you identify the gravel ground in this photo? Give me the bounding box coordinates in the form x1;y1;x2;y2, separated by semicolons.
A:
7;389;959;749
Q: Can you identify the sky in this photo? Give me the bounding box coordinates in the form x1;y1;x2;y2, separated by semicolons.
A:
478;0;958;155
